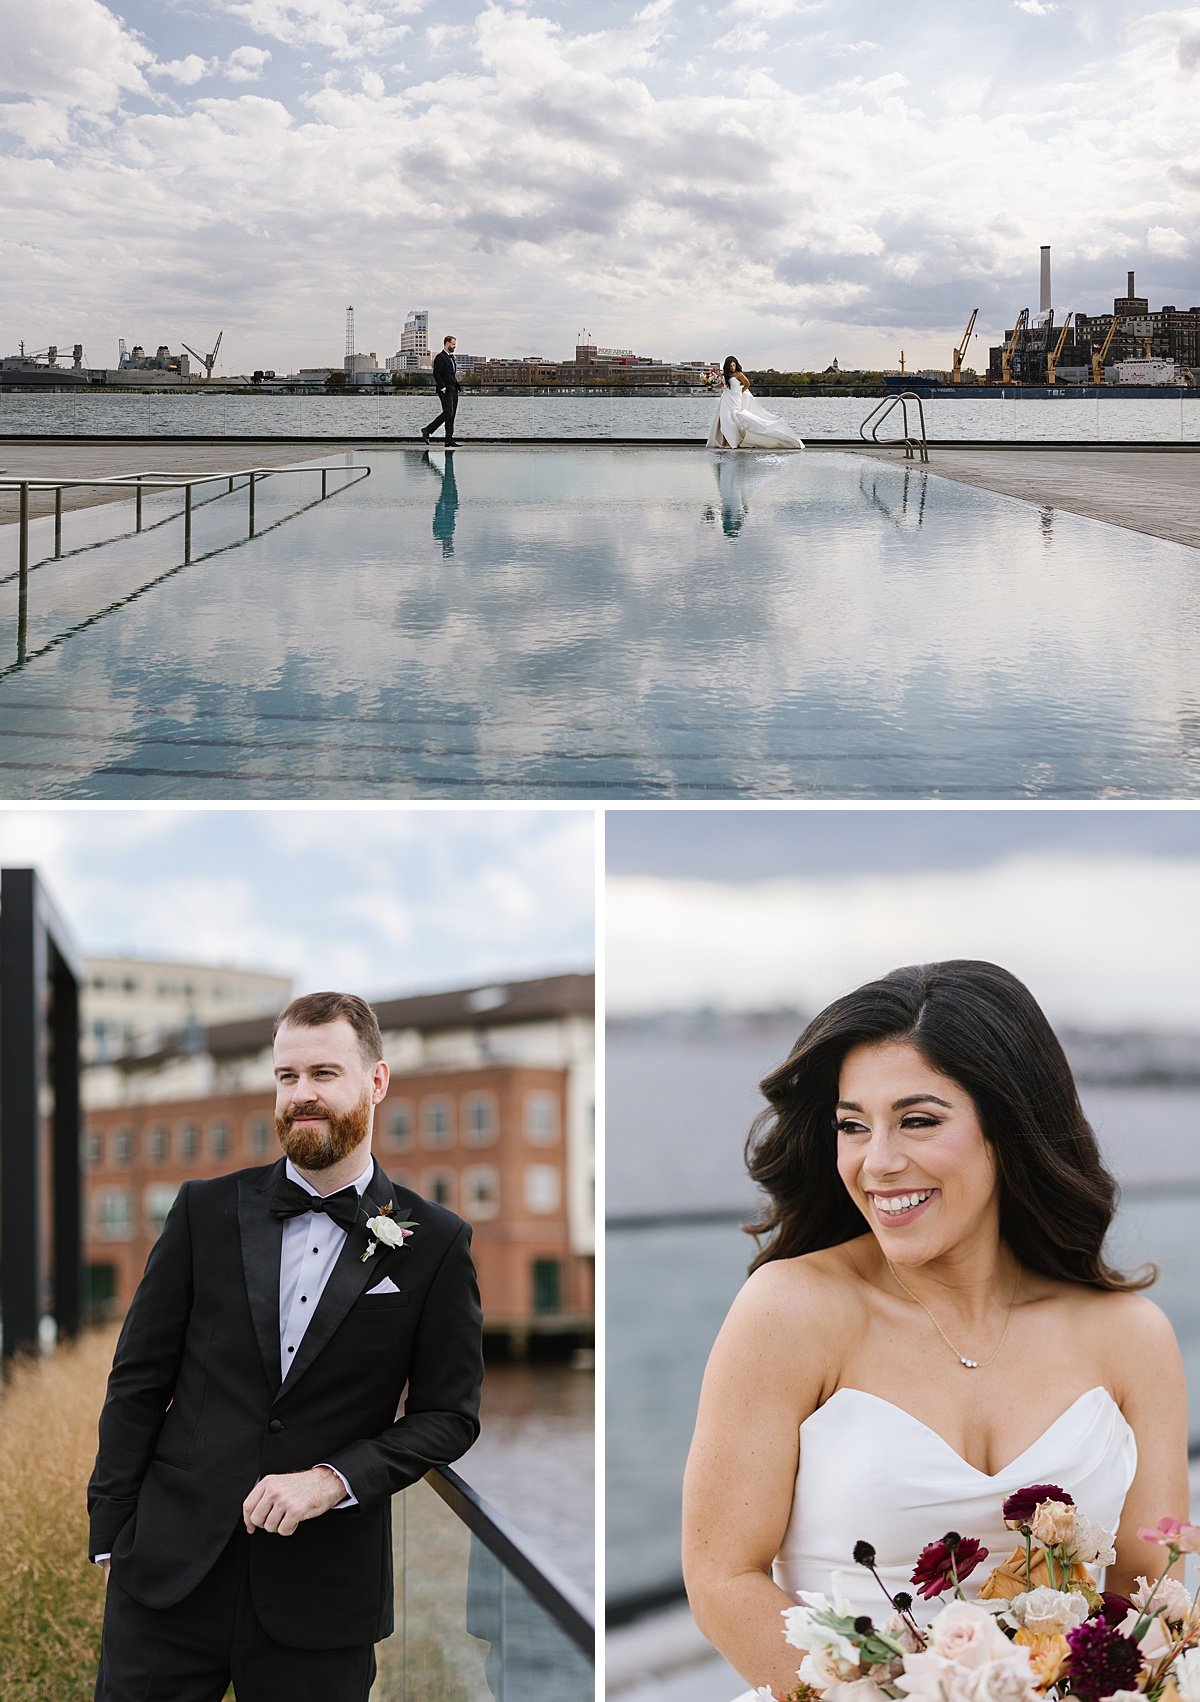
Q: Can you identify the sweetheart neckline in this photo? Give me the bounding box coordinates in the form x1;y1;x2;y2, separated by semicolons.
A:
809;1385;1127;1481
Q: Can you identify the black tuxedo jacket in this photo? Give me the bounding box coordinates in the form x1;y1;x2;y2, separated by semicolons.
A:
87;1157;483;1649
432;349;459;395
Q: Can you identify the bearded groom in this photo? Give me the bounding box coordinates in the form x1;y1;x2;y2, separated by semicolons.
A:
88;991;484;1702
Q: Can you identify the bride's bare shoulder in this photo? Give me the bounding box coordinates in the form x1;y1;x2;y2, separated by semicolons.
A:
728;1237;873;1335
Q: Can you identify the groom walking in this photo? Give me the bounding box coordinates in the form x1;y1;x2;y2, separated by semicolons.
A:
421;334;461;446
88;991;484;1702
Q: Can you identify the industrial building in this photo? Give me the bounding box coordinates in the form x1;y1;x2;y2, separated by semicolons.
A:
987;260;1198;386
80;971;595;1352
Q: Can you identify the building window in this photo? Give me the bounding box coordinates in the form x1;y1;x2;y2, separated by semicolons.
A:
464;1094;497;1146
525;1091;559;1145
147;1126;169;1164
144;1184;179;1237
387;1103;413;1151
524;1164;560;1214
84;1130;103;1168
247;1116;271;1159
421;1098;453;1148
211;1121;231;1159
112;1128;133;1166
423;1170;454;1208
463;1166;500;1219
532;1258;562;1314
179;1123;199;1160
95;1189;134;1240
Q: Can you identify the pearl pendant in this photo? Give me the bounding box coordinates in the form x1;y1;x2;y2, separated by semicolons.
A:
960;1357;980;1368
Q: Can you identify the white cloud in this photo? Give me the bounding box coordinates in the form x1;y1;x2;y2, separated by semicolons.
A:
607;854;1200;1028
225;45;273;82
217;0;422;61
1147;223;1189;255
156;55;213;86
1014;1;1057;15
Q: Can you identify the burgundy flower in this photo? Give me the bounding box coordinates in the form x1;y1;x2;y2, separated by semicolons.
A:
1098;1592;1133;1625
910;1535;989;1600
1001;1484;1074;1526
1064;1616;1142;1702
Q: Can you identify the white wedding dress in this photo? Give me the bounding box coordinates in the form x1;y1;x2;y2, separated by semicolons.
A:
727;1385;1136;1701
707;381;805;450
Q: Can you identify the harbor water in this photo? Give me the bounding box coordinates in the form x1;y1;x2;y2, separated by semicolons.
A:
1;391;1199;442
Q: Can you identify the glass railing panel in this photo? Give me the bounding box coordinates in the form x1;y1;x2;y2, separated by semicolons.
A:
378;1470;593;1701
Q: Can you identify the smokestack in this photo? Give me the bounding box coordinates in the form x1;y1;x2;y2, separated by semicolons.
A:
1127;271;1135;297
1040;246;1052;315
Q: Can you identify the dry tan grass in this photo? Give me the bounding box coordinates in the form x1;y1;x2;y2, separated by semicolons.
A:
0;1325;119;1702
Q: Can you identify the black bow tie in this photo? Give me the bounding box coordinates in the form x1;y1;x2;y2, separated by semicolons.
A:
271;1177;361;1234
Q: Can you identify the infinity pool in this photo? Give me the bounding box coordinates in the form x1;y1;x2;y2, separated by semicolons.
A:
1;448;1197;798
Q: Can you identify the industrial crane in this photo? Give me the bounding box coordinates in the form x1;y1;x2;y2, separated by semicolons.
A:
1000;308;1029;385
951;310;978;384
1045;311;1073;386
181;330;224;379
1090;315;1121;385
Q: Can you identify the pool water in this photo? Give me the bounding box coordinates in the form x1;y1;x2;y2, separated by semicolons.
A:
1;447;1197;799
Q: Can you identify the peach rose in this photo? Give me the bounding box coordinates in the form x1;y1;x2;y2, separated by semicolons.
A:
1012;1630;1070;1689
1030;1503;1077;1549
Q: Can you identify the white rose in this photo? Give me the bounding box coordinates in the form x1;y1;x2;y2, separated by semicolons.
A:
959;1656;1040;1702
1175;1647;1200;1702
366;1214;410;1248
1005;1588;1090;1637
927;1601;1017;1668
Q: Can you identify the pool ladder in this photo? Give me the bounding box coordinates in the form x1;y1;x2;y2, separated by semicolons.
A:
859;393;930;463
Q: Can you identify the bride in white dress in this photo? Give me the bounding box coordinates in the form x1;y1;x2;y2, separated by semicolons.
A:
707;356;805;450
682;960;1188;1701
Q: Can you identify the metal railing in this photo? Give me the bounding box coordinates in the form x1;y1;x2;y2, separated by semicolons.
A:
859;392;930;462
384;1466;593;1699
2;461;370;581
1;462;370;672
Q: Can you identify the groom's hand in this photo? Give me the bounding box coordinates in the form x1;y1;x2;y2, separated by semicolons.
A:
242;1466;346;1537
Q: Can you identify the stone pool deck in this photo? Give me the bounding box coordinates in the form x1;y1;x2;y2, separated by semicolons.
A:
2;438;1197;549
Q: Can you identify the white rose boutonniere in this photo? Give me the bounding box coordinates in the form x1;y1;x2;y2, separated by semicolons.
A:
360;1203;418;1262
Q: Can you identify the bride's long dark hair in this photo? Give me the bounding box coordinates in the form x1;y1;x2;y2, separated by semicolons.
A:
745;959;1153;1292
722;355;742;386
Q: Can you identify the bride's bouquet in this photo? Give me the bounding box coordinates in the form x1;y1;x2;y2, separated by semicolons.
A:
756;1489;1200;1702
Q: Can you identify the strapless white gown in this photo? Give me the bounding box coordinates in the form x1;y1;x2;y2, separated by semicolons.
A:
728;1385;1136;1702
707;383;804;450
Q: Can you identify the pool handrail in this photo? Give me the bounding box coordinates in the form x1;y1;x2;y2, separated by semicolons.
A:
859;393;930;462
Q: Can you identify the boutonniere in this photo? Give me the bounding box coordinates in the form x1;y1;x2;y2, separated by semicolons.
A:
360;1201;417;1262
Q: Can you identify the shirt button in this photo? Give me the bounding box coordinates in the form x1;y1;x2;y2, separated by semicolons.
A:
287;1345;295;1354
301;1296;307;1303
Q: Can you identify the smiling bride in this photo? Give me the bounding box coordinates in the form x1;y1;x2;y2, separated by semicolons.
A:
682;961;1188;1701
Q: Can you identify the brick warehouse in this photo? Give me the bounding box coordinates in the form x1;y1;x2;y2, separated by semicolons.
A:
80;973;595;1352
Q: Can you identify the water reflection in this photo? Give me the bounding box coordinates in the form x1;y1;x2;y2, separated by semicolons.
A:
704;451;790;537
421;449;460;556
2;449;1199;799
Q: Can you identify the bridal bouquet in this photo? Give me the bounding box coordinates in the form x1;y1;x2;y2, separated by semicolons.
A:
756;1489;1200;1702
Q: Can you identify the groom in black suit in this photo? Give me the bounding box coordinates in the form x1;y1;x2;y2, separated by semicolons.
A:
88;991;484;1702
422;334;461;446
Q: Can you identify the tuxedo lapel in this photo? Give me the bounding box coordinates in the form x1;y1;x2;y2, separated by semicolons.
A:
279;1159;402;1397
238;1161;286;1399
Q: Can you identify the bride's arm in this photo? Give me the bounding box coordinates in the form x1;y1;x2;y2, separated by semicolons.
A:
683;1260;835;1695
1104;1294;1189;1596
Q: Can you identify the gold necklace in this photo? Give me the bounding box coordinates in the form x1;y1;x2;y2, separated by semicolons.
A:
884;1257;1021;1370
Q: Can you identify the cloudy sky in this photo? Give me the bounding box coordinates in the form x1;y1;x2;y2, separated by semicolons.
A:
606;807;1200;1025
0;805;595;996
2;0;1196;374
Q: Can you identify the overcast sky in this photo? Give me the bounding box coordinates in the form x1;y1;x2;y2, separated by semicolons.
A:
0;806;595;997
606;807;1200;1026
3;0;1196;374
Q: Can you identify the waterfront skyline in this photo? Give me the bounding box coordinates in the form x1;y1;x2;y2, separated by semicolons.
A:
2;0;1197;374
